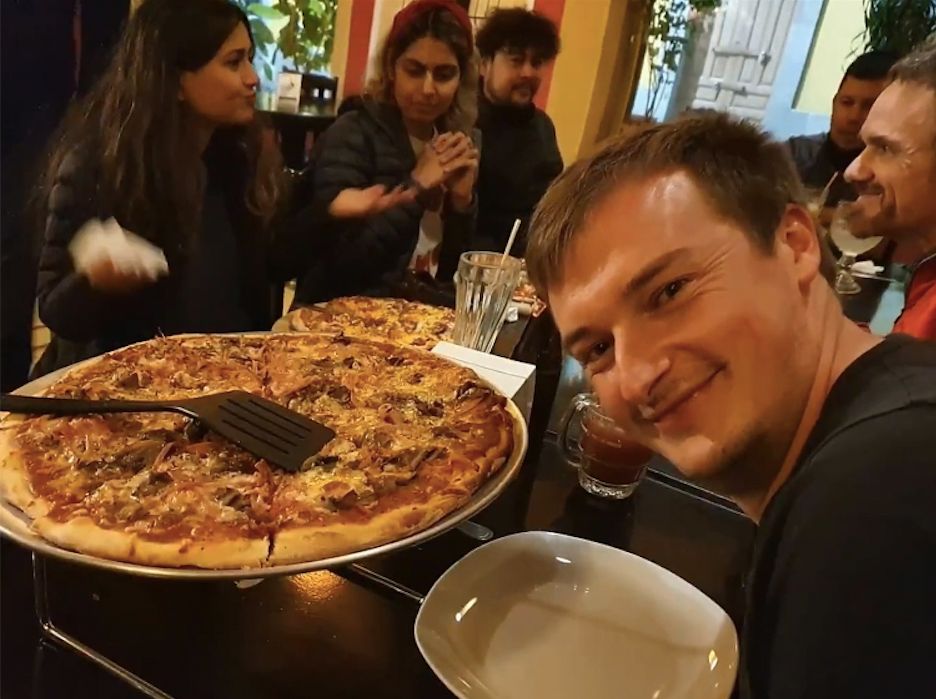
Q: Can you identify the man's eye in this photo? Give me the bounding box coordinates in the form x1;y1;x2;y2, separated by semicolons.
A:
584;340;612;367
653;278;689;307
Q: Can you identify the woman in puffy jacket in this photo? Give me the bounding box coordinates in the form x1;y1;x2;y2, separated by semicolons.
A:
293;0;480;304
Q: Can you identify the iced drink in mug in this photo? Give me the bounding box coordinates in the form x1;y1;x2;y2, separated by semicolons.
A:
559;393;653;499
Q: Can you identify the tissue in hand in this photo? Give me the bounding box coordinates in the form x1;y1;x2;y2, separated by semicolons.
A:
69;218;169;280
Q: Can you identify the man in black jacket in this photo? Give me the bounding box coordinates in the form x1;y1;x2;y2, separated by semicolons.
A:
474;8;563;255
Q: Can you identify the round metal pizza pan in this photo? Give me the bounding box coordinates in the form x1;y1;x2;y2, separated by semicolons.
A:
0;339;529;581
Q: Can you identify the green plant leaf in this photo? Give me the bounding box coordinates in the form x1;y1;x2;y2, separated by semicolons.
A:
250;18;277;48
247;3;286;21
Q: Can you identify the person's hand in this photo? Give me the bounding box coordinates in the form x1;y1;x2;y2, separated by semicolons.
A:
410;142;448;191
328;184;417;219
70;218;168;293
432;132;472;175
84;258;155;294
435;133;478;212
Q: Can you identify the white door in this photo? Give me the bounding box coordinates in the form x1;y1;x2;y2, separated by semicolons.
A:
690;0;798;122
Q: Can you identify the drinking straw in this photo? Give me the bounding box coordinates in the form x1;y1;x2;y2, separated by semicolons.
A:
499;218;522;269
818;172;838;210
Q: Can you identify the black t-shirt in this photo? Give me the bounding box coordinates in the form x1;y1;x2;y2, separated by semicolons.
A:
740;335;936;698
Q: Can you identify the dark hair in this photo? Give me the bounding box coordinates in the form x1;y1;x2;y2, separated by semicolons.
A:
476;8;560;61
839;50;900;88
366;4;477;132
889;34;936;91
37;0;282;253
527;113;833;294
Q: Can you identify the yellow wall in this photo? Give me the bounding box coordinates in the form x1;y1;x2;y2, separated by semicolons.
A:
545;0;612;162
332;0;353;98
795;0;866;114
546;0;650;162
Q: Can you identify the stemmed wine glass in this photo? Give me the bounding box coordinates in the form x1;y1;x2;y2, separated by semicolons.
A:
828;202;883;296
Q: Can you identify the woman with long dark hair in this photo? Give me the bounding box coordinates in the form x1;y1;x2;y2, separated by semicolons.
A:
33;0;287;375
294;0;480;303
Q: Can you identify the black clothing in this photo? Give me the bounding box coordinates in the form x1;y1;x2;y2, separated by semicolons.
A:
0;0;77;390
474;93;562;255
33;139;280;376
292;98;476;304
172;177;253;334
786;132;862;206
741;335;936;699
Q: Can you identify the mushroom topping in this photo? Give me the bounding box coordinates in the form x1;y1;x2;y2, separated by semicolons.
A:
216;487;251;512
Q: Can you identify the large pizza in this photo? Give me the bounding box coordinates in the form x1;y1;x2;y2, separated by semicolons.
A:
286;296;455;349
0;333;516;569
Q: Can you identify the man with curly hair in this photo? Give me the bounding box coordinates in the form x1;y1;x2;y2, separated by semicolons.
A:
473;8;563;254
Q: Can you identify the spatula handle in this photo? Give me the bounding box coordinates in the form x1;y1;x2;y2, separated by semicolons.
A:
0;394;171;416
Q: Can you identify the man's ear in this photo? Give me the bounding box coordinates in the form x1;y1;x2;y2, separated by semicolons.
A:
776;204;822;291
479;56;491;79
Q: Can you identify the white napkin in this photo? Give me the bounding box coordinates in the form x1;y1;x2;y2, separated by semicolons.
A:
69;217;169;280
851;260;884;275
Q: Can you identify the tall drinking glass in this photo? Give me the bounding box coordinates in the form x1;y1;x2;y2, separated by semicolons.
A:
453;252;522;353
829;202;883;296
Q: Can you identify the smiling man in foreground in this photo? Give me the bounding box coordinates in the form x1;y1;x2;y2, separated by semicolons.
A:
526;113;936;699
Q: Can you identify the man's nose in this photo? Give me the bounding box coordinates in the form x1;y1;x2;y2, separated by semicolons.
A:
845;148;870;184
612;332;670;406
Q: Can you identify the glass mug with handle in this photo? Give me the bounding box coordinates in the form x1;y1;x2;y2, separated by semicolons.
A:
558;393;654;499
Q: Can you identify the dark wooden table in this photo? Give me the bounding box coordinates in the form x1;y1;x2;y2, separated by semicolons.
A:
839;264;907;330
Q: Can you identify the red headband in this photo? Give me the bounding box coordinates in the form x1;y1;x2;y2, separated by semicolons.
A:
387;0;474;54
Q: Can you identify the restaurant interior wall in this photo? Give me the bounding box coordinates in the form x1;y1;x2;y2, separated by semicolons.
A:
793;0;867;116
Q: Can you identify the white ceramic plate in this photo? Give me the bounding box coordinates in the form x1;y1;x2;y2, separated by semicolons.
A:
415;531;738;699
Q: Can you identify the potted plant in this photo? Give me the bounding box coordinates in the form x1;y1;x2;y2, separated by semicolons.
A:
232;0;337;86
860;0;936;55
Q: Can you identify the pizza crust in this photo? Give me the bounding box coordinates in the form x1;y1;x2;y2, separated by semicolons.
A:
33;515;270;569
269;491;467;565
127;534;270;569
